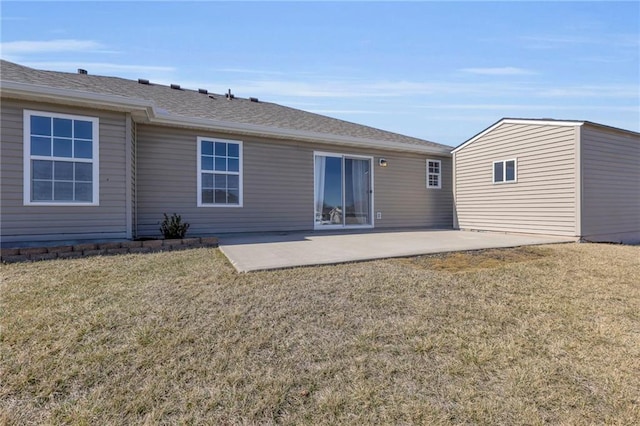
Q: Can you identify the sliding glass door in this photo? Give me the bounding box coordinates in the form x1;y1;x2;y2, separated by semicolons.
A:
314;153;372;228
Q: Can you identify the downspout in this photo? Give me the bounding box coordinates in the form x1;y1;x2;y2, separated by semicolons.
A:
452;151;459;229
575;125;582;240
125;113;133;239
133;121;138;239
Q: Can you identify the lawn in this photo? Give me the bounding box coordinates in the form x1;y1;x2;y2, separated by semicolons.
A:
1;243;639;425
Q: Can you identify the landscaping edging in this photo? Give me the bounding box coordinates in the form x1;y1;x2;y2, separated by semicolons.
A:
1;237;219;263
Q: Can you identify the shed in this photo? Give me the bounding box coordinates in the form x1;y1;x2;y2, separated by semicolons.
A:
452;118;640;243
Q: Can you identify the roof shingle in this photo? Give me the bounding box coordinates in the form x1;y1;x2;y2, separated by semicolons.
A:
1;60;452;152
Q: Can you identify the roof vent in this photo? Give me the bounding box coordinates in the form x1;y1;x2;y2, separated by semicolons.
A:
208;94;216;99
226;89;235;100
249;97;259;103
138;78;150;85
170;84;181;90
198;88;208;94
77;68;88;75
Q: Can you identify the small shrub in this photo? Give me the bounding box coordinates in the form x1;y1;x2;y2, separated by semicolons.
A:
160;213;190;239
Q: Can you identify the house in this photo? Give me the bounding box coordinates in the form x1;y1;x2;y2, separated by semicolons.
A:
452;118;640;243
0;60;454;244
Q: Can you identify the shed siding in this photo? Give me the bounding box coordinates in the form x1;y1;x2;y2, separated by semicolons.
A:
454;122;578;236
135;125;451;236
0;99;129;242
580;124;640;243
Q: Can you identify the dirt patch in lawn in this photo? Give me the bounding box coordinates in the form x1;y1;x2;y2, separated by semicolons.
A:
405;245;553;272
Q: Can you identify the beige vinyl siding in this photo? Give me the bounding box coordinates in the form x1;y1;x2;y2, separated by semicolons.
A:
0;99;129;242
136;124;451;236
580;124;640;242
454;122;578;236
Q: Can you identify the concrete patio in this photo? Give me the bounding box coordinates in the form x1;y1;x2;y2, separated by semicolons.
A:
218;229;577;272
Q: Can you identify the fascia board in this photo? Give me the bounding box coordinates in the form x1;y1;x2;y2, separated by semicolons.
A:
151;113;452;156
0;80;155;114
1;80;452;156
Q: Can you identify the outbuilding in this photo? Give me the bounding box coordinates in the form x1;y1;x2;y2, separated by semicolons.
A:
452;118;640;243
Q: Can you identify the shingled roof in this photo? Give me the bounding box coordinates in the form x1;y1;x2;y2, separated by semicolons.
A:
0;60;452;154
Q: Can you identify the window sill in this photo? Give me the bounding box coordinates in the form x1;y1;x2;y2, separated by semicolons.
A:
24;201;99;206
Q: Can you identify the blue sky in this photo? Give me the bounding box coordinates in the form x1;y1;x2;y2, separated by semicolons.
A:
2;1;638;146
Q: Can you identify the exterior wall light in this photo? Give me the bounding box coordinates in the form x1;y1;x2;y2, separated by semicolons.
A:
379;158;388;167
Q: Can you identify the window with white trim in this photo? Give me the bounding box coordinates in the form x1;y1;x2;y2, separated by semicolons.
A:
24;110;99;205
426;159;441;189
493;159;517;183
197;137;242;207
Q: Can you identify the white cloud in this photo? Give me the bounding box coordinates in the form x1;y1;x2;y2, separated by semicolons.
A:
19;61;175;75
521;34;640;50
537;85;639;99
307;109;386;115
213;68;286;76
218;79;489;99
417;104;639;112
0;39;109;55
460;67;536;76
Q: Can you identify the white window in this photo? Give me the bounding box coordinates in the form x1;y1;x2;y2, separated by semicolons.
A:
197;137;243;207
426;159;442;189
493;159;517;183
23;110;99;205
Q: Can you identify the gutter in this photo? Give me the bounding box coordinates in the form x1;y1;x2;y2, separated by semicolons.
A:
1;80;452;156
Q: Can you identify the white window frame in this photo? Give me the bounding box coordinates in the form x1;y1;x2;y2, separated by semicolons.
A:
493;158;517;184
426;159;442;189
197;137;243;207
23;110;100;206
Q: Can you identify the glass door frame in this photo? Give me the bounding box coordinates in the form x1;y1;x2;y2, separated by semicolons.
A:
313;151;374;230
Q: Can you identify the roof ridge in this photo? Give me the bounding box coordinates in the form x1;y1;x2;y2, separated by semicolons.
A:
1;59;453;152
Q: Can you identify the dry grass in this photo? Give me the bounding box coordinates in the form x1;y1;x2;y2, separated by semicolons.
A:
1;243;639;425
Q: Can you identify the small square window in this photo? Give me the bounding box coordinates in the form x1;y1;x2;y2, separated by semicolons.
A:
493;159;517;183
214;157;227;171
201;141;214;156
74;140;93;159
53;118;73;137
54;161;74;180
215;142;227;156
75;163;93;182
33;160;53;179
31;136;52;156
53;138;73;157
215;174;227;189
33;181;53;201
201;156;214;171
31;116;51;136
202;189;214;204
75;183;93;202
74;120;93;139
228;144;239;158
202;173;214;188
54;182;74;200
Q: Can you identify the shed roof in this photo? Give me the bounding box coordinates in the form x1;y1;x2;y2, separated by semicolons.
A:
452;118;640;153
0;60;452;155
